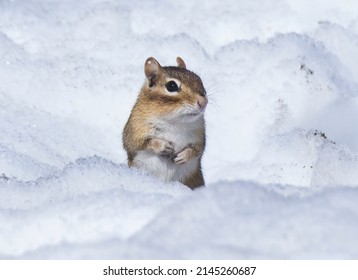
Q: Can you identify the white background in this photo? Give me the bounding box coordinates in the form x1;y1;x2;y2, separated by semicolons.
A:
1;260;358;280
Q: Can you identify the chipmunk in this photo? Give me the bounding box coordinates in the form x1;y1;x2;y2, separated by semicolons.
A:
122;57;208;189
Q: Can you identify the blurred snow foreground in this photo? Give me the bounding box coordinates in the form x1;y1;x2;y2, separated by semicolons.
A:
1;0;358;259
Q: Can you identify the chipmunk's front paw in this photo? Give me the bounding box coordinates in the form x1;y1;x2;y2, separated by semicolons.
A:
149;138;174;156
173;147;195;164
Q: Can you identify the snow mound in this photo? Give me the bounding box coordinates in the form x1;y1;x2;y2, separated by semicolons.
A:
13;181;358;259
0;156;189;257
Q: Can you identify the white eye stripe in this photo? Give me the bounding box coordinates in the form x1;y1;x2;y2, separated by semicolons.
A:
164;78;181;96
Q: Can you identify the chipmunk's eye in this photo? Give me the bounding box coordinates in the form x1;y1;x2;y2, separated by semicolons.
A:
165;80;179;92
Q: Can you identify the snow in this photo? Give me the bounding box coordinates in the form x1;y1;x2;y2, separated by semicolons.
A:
1;0;358;259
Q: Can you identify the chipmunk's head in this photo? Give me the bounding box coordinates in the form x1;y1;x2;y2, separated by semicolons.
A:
143;57;208;122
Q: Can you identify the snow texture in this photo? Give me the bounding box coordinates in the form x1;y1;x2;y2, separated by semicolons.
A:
1;0;358;259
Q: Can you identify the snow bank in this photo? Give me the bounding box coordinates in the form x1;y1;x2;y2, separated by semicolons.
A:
0;156;189;257
11;180;358;259
1;0;358;259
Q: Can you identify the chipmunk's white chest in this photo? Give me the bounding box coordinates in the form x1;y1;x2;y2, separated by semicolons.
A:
133;117;203;183
151;118;201;153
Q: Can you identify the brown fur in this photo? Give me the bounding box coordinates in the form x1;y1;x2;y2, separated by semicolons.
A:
122;57;207;189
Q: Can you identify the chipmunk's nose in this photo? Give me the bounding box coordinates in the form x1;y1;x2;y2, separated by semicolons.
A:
197;96;208;111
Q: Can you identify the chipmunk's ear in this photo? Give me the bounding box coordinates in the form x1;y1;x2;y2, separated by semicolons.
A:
145;57;162;87
176;57;186;69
